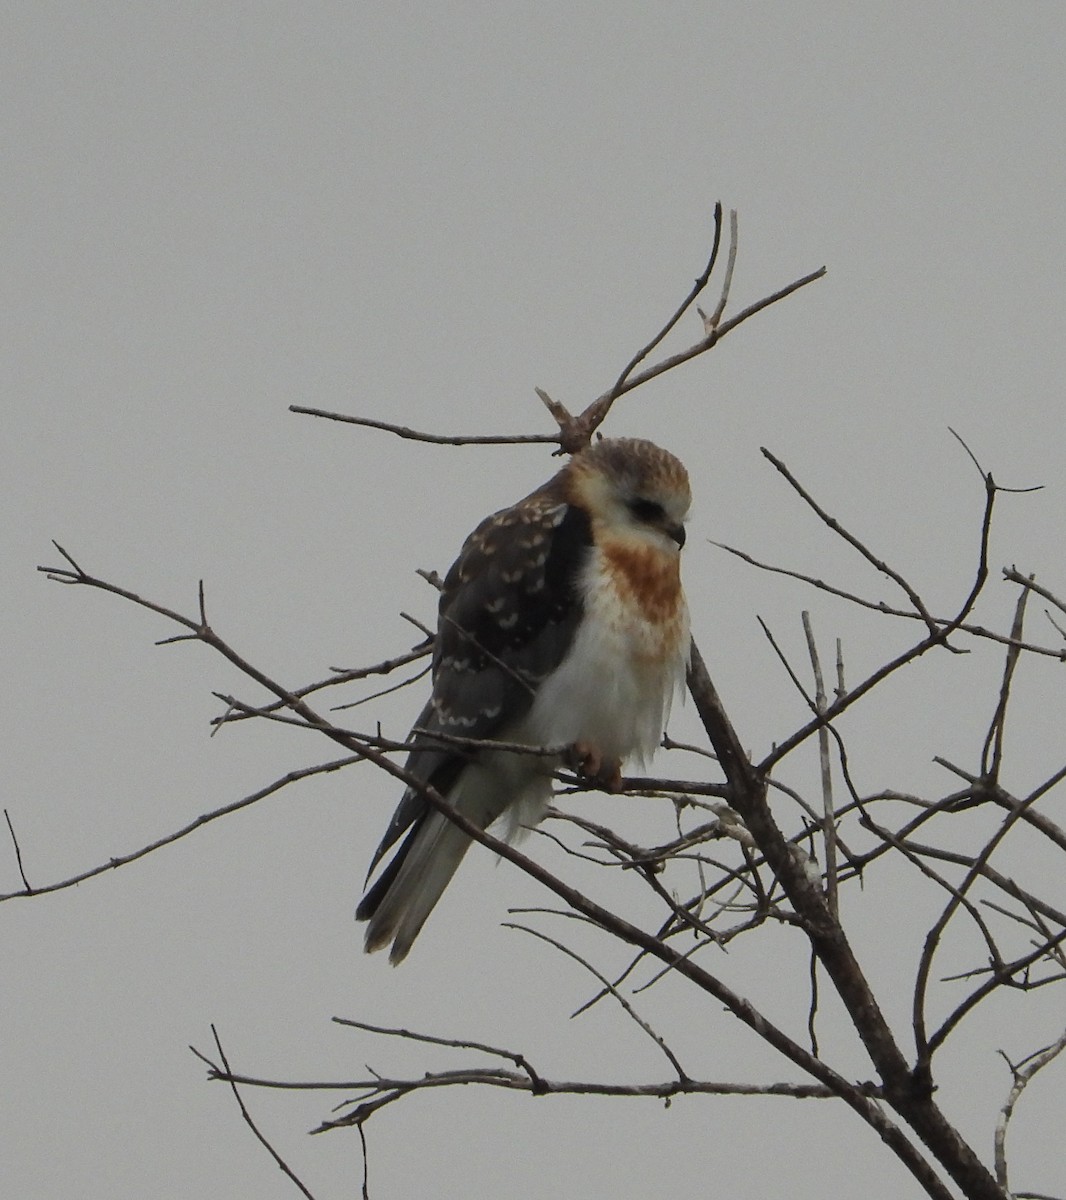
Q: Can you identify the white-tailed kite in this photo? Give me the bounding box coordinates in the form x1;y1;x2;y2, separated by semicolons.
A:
358;437;691;962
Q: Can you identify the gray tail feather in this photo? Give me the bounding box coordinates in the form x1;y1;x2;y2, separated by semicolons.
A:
358;810;473;964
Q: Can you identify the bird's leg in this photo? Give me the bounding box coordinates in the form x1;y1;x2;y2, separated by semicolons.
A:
568;741;623;792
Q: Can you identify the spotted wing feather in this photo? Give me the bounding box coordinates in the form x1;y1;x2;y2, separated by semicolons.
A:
357;483;591;902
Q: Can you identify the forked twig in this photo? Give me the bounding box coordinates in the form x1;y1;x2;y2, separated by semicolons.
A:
504;922;690;1081
195;1027;318;1200
994;1028;1066;1191
292;209;825;455
761;448;938;633
331;1016;546;1093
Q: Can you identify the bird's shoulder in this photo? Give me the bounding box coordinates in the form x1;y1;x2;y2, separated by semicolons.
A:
434;478;591;682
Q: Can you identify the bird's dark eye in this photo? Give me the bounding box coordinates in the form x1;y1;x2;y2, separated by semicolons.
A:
628;497;665;524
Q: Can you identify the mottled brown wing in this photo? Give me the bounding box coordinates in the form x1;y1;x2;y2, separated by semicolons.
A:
360;484;593;881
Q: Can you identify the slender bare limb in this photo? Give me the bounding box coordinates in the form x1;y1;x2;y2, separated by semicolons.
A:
761;465;996;773
331;1017;546;1093
288;407;560;446
198;1026;319;1200
991;784;1066;853
994;1028;1066;1191
925;928;1066;1062
981;581;1031;780
761;448;938;633
290;222;825;457
614;205;724;391
699;208;739;330
357;1123;370;1200
0;757;362;903
915;765;1066;1071
687;640;1008;1200
711;539;1066;660
803;612;838;918
1002;568;1066;619
575;266;826;428
329;662;432;711
947;428;1044;496
212;644;433;728
504;922;690;1081
213;1065;875;1105
4;809;31;892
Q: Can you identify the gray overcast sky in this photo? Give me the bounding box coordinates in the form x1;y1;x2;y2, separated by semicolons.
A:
4;5;1065;1198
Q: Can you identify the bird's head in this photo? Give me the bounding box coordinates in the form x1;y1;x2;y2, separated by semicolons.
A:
564;437;691;551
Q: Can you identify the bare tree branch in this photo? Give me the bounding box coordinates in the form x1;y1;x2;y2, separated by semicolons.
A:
760;463;997;773
606;203;725;406
802;612;839;918
290;213;825;457
4;809;31;892
994;1028;1066;1193
194;1027;319;1200
36;212;1066;1200
1003;567;1066;618
760;447;939;633
0;756;362;903
686;640;1008;1200
711;539;1066;660
503;922;691;1081
287;407;560;447
981;580;1032;780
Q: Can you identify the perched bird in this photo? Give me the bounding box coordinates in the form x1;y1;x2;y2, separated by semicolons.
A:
357;437;691;962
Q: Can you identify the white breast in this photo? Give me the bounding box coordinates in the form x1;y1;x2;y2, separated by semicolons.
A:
519;548;689;768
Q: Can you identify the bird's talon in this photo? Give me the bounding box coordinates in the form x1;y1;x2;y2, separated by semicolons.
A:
568;742;622;792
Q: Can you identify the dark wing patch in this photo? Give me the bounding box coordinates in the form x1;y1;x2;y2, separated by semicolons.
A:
430;493;591;738
360;487;592;887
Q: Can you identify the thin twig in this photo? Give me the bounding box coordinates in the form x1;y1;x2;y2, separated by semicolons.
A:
981;580;1031;781
761;466;997;772
330;663;432;711
761;448;938;633
711;539;1066;661
504;922;690;1081
205;1060;877;1122
700;207;739;330
357;1123;370;1200
948;429;1043;495
803;612;838;918
205;1026;318;1200
4;809;31;891
331;1017;546;1093
579;267;826;425
1002;568;1066;619
603;203;724;410
289;407;559;446
0;756;362;903
994;1028;1066;1191
925;927;1066;1064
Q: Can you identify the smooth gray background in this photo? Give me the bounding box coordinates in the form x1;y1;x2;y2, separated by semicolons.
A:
4;5;1065;1197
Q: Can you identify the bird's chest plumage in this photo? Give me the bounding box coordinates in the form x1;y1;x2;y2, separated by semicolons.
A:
519;538;689;766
